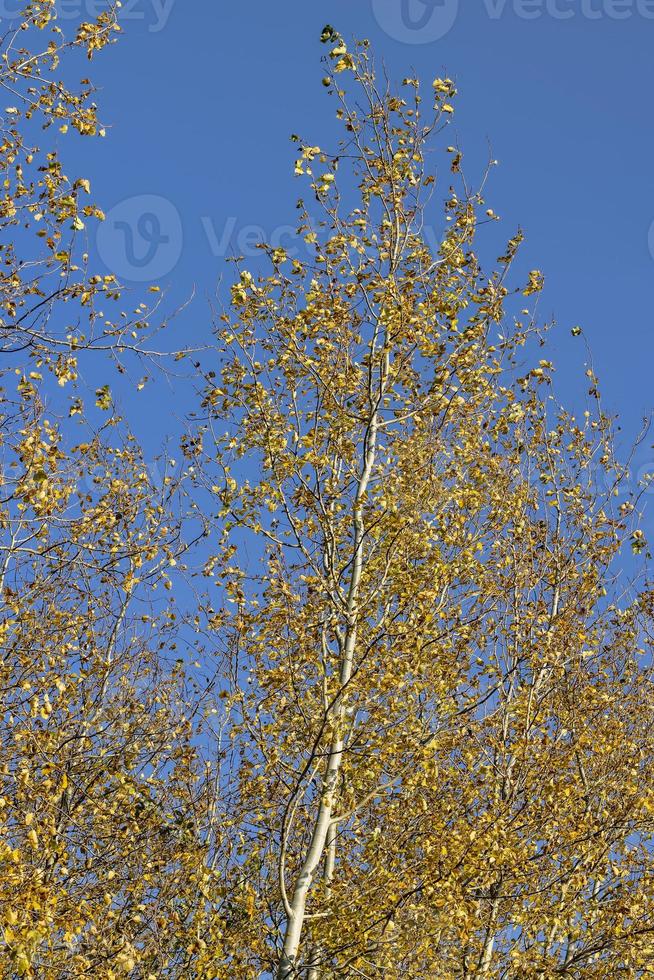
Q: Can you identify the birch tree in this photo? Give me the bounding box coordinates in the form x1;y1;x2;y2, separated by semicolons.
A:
194;30;654;978
0;7;227;976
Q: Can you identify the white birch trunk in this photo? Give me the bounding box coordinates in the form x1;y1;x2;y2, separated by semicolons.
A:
277;344;386;978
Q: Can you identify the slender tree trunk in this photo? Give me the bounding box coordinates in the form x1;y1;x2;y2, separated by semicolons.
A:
306;946;320;980
277;342;387;978
277;622;359;978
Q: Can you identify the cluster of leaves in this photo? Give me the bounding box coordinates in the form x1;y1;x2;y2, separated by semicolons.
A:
0;0;170;385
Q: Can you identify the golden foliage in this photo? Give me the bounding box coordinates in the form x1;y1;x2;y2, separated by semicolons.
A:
192;29;654;979
1;13;653;980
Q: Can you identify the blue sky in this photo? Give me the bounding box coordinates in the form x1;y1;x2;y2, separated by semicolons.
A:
36;0;654;516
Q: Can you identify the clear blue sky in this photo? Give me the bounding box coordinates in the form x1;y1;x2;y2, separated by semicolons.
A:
61;0;654;520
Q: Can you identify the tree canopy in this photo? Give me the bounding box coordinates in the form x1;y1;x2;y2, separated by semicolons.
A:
1;10;653;979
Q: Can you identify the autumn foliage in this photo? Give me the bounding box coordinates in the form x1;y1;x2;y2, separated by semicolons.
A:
1;9;654;979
